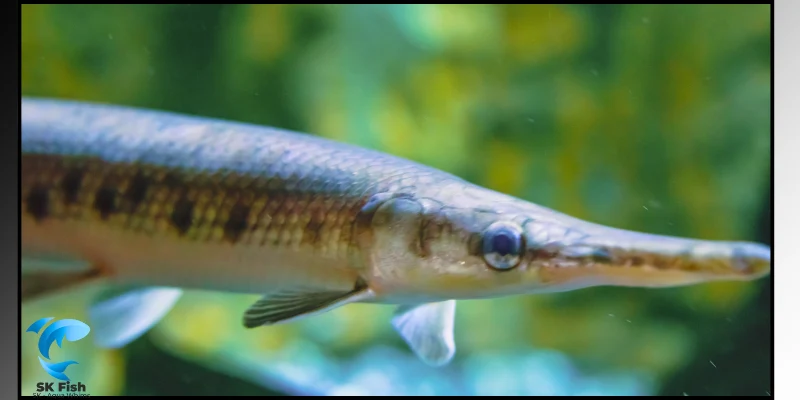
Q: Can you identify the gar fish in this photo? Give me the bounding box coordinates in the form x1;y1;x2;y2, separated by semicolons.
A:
21;97;771;366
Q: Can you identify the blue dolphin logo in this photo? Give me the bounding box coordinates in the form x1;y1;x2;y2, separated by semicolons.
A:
26;317;91;381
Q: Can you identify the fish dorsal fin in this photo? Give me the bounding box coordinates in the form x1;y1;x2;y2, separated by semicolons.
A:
243;278;374;328
391;300;457;367
88;286;183;348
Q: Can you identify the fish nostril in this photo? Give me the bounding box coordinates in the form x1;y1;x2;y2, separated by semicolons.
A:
590;248;613;264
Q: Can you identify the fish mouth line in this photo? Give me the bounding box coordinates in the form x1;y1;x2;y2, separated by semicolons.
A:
533;260;769;291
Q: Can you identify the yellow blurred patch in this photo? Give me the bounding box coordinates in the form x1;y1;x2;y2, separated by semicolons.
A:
747;4;771;34
250;325;295;353
414;4;501;56
88;349;125;395
628;324;694;376
412;61;461;116
529;304;693;377
401;60;479;172
671;166;731;240
333;303;388;346
309;71;349;142
242;5;288;64
159;294;236;354
552;73;599;217
21;4;49;91
156;294;300;358
374;90;418;159
504;5;585;64
373;72;473;174
21;5;90;99
665;59;706;129
485;141;527;195
681;281;756;313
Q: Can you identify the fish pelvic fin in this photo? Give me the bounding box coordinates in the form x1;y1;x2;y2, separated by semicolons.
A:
242;277;375;328
391;300;457;367
88;286;183;348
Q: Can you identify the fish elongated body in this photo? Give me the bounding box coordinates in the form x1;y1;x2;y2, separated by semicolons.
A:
21;97;771;366
22;98;437;298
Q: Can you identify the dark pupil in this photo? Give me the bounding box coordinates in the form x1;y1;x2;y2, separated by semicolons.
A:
492;232;516;256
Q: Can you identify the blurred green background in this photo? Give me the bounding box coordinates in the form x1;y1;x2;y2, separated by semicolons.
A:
21;4;772;396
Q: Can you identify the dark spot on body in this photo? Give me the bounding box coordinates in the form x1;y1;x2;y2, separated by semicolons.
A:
26;184;50;222
93;186;119;220
267;178;286;191
125;171;150;212
61;168;85;205
680;259;700;272
163;172;182;188
629;255;645;266
303;218;324;247
654;256;679;270
224;202;250;243
533;248;557;261
414;219;432;258
171;196;194;235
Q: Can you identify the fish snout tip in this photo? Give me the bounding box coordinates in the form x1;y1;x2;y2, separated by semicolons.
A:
732;242;771;278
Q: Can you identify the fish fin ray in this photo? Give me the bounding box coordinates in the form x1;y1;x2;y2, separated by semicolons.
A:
243;278;373;328
391;300;457;367
88;286;182;348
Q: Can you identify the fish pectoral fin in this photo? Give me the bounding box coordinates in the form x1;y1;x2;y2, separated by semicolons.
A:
88;286;183;348
22;257;101;302
391;300;457;367
243;278;374;328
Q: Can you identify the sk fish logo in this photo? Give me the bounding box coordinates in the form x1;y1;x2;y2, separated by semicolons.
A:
26;317;91;381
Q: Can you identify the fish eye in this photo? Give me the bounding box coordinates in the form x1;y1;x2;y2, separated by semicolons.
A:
482;221;524;271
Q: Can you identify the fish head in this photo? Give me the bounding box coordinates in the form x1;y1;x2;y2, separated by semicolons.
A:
364;183;771;301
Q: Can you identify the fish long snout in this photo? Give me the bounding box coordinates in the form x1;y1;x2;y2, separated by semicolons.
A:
608;237;771;279
528;221;772;290
723;241;771;277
